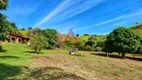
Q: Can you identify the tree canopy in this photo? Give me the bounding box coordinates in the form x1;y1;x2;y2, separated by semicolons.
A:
43;29;58;48
105;27;141;58
0;0;8;10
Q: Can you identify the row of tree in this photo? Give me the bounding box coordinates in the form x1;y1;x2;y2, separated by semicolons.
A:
27;28;58;53
58;27;142;58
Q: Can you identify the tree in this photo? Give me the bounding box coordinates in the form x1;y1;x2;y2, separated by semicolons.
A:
27;28;43;38
27;27;33;30
85;36;97;48
84;34;89;36
105;27;140;58
0;0;8;49
76;34;79;37
0;0;8;10
30;35;47;53
43;29;58;48
7;22;19;33
21;28;25;30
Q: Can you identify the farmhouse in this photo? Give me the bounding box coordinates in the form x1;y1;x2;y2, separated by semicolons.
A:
7;33;29;44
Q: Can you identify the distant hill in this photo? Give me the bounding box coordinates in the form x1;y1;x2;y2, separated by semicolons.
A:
130;24;142;38
130;24;142;30
79;36;90;42
20;30;28;38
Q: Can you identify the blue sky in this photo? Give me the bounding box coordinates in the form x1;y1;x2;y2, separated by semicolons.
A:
2;0;142;35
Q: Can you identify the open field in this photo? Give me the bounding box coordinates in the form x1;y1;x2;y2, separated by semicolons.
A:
0;43;142;80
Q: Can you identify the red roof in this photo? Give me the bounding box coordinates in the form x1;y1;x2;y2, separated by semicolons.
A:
9;33;29;40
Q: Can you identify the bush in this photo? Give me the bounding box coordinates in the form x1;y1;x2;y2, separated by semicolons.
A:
60;41;75;50
84;45;94;51
30;35;48;53
95;47;102;52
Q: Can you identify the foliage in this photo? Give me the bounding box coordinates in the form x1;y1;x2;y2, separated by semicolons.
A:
30;35;47;53
84;34;89;36
43;29;58;48
85;36;97;47
0;0;8;10
60;41;75;50
105;27;141;58
27;28;43;38
78;36;89;42
95;46;102;52
27;27;33;30
21;28;25;31
8;22;19;33
84;45;94;51
76;34;79;37
77;40;86;50
0;13;8;36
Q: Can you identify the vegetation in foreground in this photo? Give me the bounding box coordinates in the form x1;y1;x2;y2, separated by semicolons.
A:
0;43;142;80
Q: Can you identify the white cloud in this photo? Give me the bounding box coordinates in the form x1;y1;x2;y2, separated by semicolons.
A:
75;11;142;31
34;0;71;27
35;0;104;27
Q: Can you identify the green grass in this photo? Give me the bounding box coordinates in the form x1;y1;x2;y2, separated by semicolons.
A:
20;30;28;37
0;43;142;80
79;36;90;42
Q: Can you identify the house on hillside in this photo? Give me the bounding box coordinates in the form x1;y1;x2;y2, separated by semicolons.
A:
7;33;30;44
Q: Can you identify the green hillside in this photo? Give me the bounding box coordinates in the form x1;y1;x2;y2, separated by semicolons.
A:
130;24;142;30
130;24;142;38
79;36;90;42
19;30;28;37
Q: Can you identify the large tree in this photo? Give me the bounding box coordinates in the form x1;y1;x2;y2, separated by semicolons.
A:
0;0;8;10
43;29;58;48
105;27;140;58
0;0;8;49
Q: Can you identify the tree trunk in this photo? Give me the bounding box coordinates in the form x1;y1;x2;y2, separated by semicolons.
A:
121;53;126;59
0;45;2;51
106;52;109;57
132;54;135;58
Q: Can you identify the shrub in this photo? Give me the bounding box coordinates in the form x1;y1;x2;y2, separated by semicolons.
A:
84;45;94;51
43;29;58;49
30;35;48;53
60;41;75;50
95;47;102;52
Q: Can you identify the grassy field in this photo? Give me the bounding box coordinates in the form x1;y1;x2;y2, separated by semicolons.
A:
0;43;142;80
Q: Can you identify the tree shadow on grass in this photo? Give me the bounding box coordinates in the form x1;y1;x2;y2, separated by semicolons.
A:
0;63;21;79
93;53;142;61
0;56;19;59
93;53;122;59
0;49;7;52
28;67;86;80
126;56;142;61
23;51;44;54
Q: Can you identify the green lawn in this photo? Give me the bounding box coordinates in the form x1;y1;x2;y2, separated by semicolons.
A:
0;43;142;80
